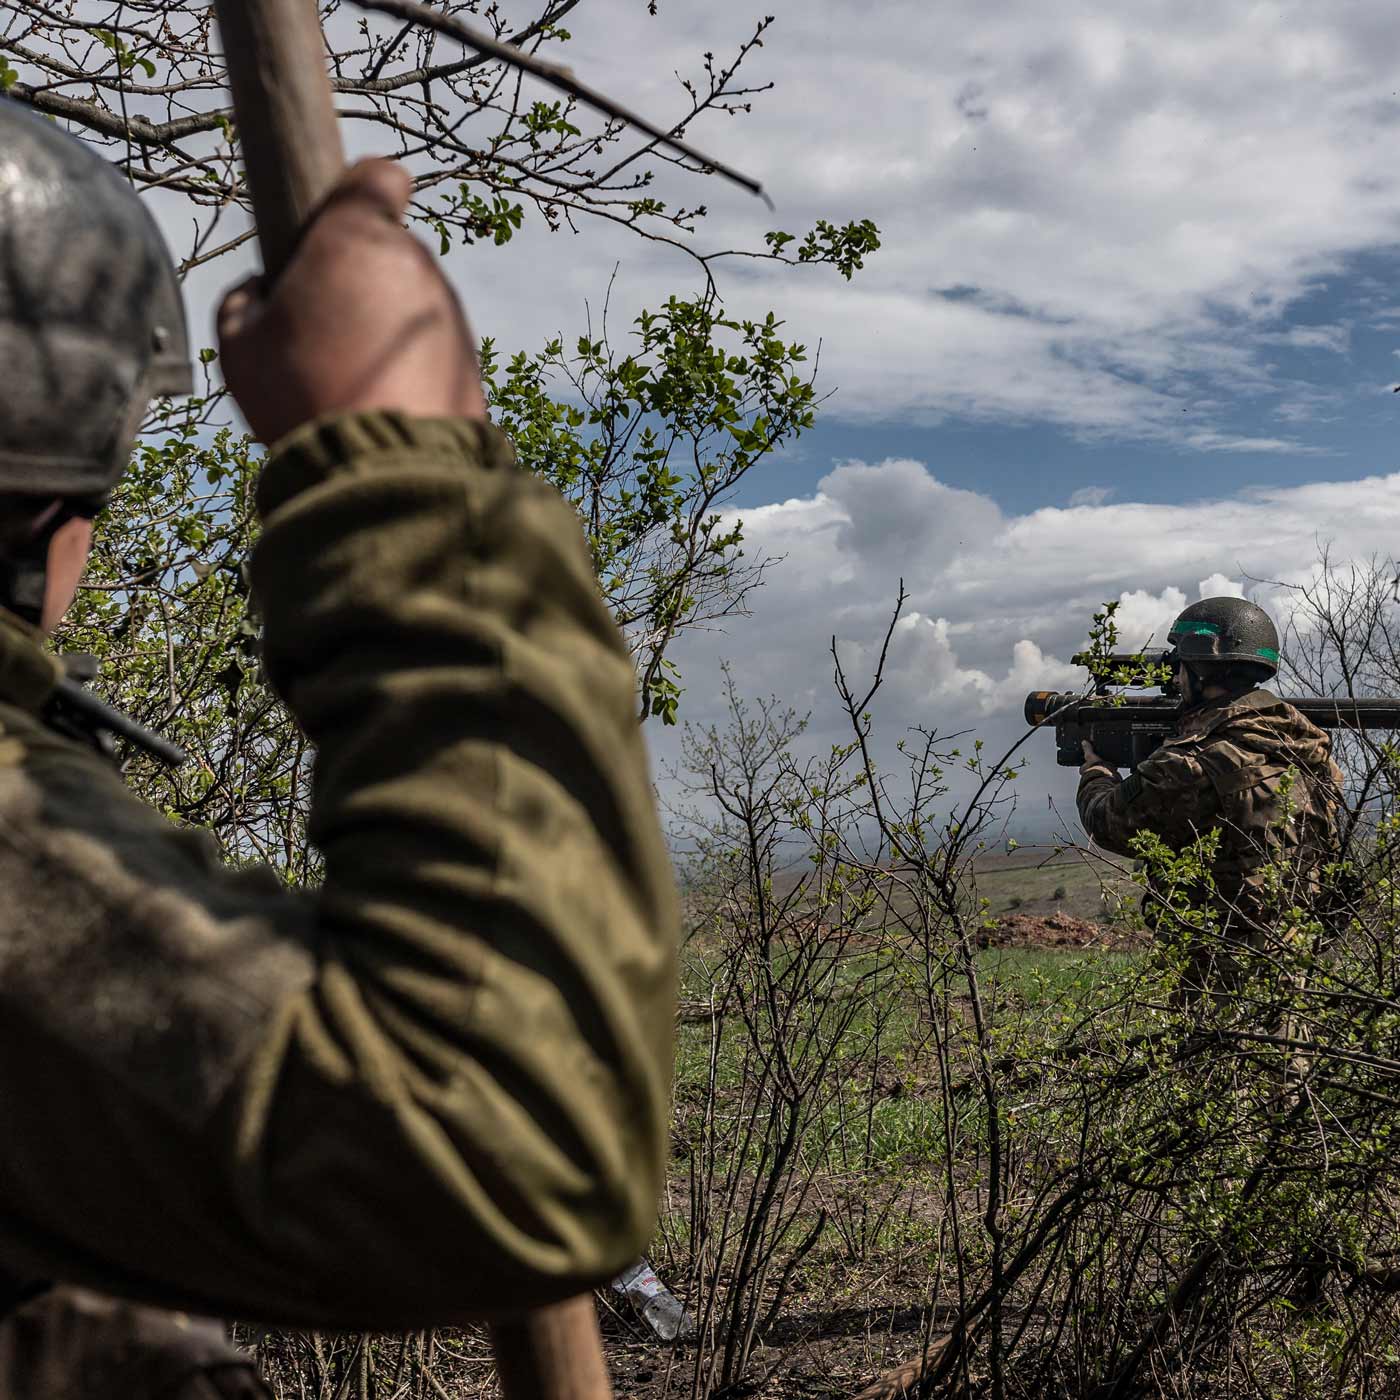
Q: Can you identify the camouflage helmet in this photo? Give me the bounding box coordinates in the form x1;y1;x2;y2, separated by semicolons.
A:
0;98;191;505
1168;596;1281;679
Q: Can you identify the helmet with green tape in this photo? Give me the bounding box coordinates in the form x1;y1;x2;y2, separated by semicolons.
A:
1167;596;1280;681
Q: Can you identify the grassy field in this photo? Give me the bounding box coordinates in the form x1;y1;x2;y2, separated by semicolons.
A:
621;843;1400;1399
673;849;1138;1163
673;937;1135;1155
973;845;1139;923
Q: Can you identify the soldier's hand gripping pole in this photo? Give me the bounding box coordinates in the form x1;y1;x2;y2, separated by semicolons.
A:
211;3;614;1396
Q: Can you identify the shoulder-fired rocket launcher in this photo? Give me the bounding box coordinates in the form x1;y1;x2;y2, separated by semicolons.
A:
1026;649;1400;771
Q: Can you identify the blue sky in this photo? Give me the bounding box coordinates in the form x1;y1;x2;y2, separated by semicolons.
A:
768;249;1400;516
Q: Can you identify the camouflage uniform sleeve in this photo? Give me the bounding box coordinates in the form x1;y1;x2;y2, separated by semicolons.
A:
0;413;678;1328
1077;738;1220;856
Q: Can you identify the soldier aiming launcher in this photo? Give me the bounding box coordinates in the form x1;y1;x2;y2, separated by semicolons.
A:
1026;649;1400;770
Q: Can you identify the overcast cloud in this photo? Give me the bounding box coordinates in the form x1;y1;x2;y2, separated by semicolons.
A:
434;0;1400;446
176;0;1400;449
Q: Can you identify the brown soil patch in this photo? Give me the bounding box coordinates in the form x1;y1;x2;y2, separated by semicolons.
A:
982;911;1146;951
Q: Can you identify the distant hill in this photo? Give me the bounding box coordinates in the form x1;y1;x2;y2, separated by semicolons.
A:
974;845;1138;925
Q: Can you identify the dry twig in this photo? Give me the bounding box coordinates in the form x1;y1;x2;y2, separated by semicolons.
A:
343;0;772;206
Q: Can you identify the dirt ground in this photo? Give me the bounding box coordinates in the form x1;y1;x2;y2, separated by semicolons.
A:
983;908;1146;951
602;1288;952;1400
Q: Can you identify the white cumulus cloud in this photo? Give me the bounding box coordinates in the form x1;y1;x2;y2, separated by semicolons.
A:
650;458;1400;831
145;2;1400;456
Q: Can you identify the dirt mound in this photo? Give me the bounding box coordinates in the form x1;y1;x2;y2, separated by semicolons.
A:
983;911;1143;950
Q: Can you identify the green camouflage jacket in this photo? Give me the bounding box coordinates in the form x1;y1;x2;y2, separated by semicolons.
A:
1077;687;1341;927
0;413;678;1330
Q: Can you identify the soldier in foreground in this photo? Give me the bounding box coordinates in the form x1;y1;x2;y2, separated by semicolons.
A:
0;100;676;1390
1077;597;1340;992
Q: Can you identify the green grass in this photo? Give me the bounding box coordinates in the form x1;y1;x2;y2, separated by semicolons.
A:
672;934;1142;1181
974;853;1138;922
663;933;1153;1276
978;945;1138;998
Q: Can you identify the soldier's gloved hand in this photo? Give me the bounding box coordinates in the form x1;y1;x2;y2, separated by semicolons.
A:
1080;741;1117;779
217;158;487;444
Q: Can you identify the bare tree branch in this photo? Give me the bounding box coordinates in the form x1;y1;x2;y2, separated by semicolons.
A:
343;0;772;206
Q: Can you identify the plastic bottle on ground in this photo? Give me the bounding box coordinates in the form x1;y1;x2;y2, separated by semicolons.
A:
610;1258;696;1341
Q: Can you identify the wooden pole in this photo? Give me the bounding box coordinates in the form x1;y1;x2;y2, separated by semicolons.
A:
213;0;344;280
489;1294;615;1400
210;4;614;1396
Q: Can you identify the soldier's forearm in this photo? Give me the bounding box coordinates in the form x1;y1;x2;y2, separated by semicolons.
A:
242;410;679;1320
1077;771;1133;855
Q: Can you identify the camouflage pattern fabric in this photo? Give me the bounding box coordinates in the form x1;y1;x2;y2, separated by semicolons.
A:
0;413;678;1329
0;1287;268;1398
1078;688;1341;970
